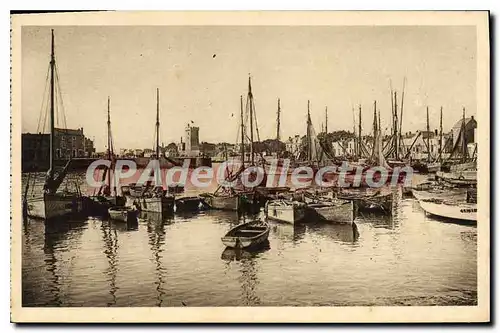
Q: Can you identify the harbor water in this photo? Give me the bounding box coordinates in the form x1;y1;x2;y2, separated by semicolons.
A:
22;172;477;307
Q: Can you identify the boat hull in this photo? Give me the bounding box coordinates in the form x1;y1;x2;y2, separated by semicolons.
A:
205;195;240;211
221;222;270;249
308;200;354;224
436;170;477;186
108;207;138;222
26;193;84;220
135;196;175;214
419;199;477;222
175;196;201;212
265;201;306;224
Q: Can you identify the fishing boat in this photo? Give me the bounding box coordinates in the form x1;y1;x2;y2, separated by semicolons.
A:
337;188;392;213
221;221;270;249
201;78;266;211
24;30;85;221
306;199;354;224
409;107;443;174
418;198;477;222
436;169;477;187
437;108;477;185
134;186;175;214
87;97;126;217
108;206;138;223
201;189;256;211
175;196;202;212
129;89;175;214
264;199;307;224
411;181;451;200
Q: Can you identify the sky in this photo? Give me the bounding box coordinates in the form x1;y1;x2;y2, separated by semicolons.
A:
21;25;477;152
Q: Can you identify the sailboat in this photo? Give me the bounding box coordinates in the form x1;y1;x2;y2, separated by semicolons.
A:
128;89;175;214
437;107;477;186
87;97;126;216
203;77;265;211
24;30;85;221
425;107;442;173
203;95;252;211
411;107;441;173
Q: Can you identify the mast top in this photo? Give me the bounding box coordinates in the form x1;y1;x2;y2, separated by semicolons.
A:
248;75;252;96
107;96;110;124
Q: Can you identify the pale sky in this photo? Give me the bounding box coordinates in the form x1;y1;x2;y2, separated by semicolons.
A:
22;25;476;151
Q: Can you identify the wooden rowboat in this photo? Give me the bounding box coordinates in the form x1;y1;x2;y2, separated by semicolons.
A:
108;206;138;223
221;221;270;249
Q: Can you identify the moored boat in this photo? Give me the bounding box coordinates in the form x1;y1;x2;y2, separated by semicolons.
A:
418;198;477;222
306;199;354;224
436;170;477;187
135;194;175;214
175;196;202;212
27;193;85;220
264;199;306;224
221;221;270;249
411;181;451;201
336;189;392;213
24;30;86;221
108;206;138;223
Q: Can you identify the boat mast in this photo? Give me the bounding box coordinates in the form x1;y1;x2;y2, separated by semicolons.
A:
399;77;406;158
276;98;281;141
240;95;245;167
49;29;55;180
426;106;430;163
107;96;112;190
156;88;160;159
358;105;362;159
462;107;467;163
325;106;328;135
372;100;377;162
439;106;443;162
107;97;111;161
394;91;398;160
248;77;254;165
307;100;311;162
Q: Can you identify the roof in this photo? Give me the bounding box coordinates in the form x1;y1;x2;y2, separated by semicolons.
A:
452;117;477;131
54;128;83;136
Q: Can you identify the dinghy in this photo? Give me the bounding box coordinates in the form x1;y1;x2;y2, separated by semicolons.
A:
221;221;270;249
108;206;138;223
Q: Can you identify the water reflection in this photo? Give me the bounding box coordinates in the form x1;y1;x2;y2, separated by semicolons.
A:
21;176;477;307
43;218;86;307
221;241;270;306
100;221;119;306
307;222;360;244
357;212;396;230
269;222;306;243
144;211;170;306
201;209;242;225
220;240;271;261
